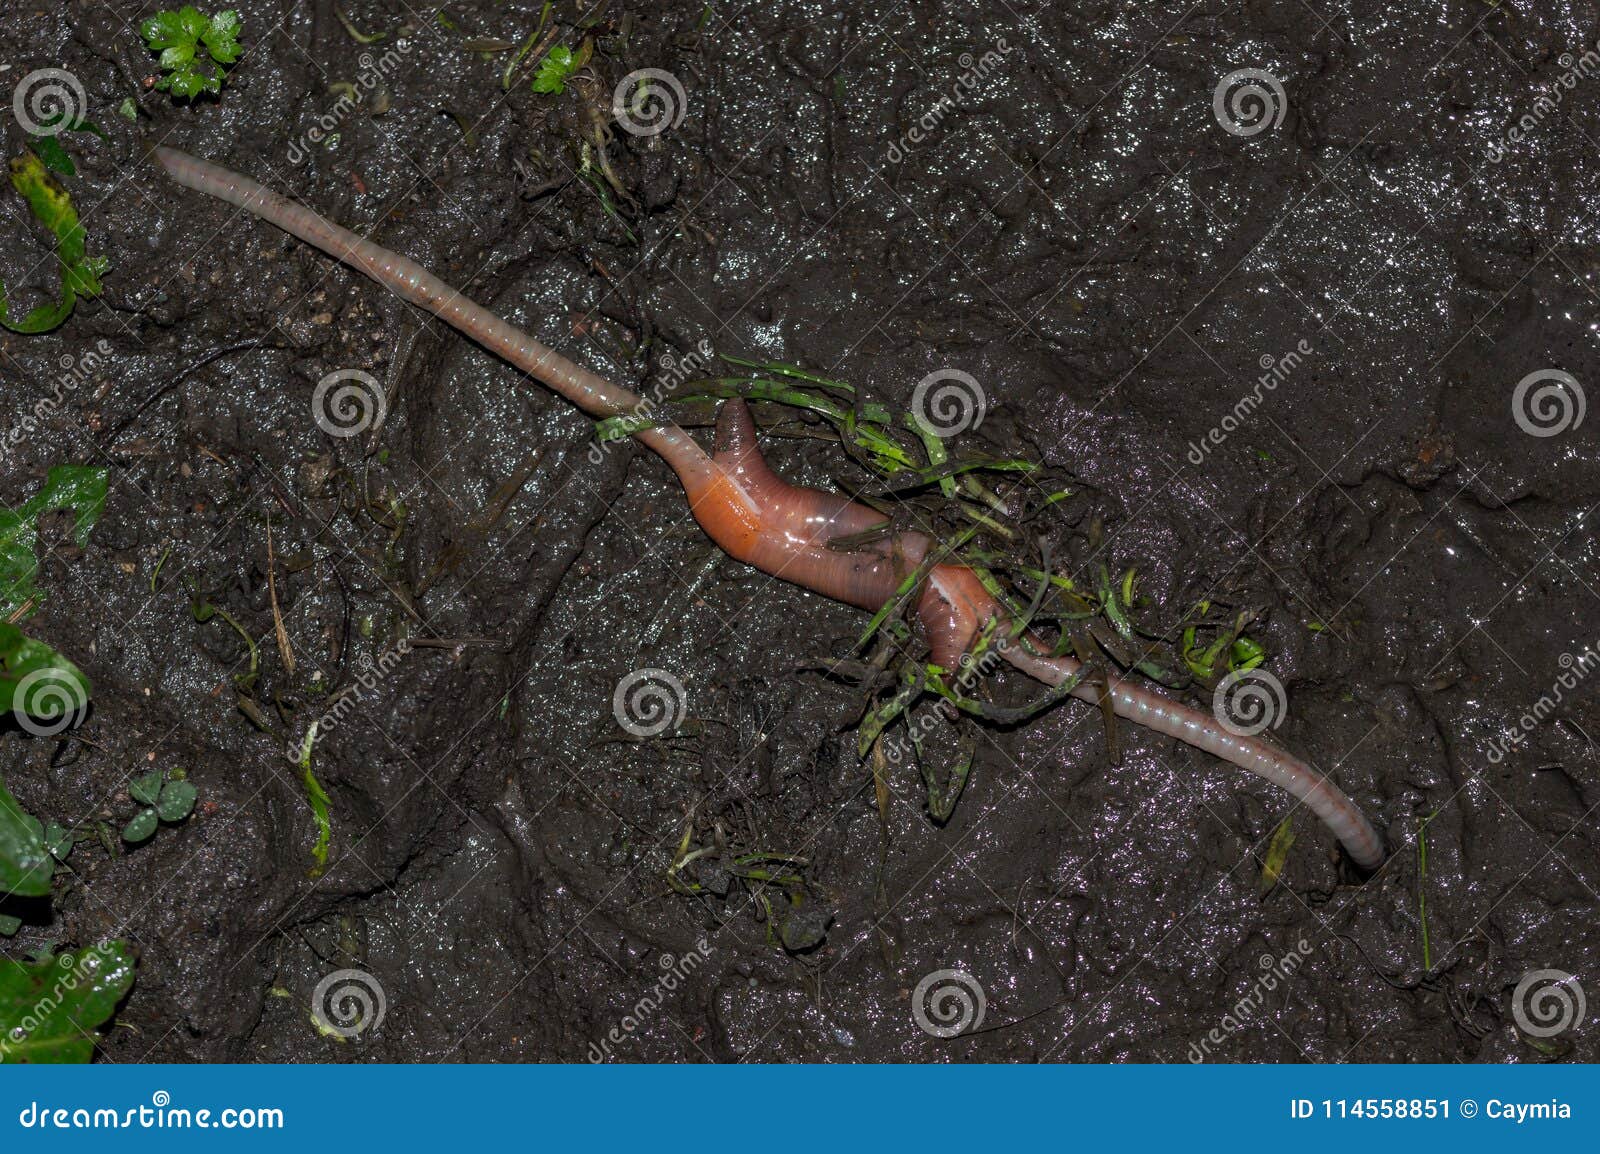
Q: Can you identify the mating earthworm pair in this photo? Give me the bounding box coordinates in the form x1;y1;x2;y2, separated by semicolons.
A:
149;144;1385;871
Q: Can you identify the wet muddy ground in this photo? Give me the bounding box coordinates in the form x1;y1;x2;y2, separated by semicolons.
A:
1;0;1597;1062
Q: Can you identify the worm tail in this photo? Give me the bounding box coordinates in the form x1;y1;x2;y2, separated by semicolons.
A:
148;144;719;491
1001;643;1385;869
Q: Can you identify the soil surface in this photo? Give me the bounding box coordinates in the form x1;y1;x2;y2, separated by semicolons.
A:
2;0;1598;1062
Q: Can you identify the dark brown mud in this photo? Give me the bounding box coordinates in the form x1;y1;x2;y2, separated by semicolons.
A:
0;0;1596;1062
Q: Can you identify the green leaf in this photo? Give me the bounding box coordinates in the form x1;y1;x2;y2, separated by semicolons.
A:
63;254;108;300
1258;815;1296;895
128;770;163;807
203;10;242;62
0;781;53;898
170;71;205;99
28;135;74;177
532;46;577;94
0;624;92;731
0;153;108;333
1230;636;1266;672
121;809;157;844
0;914;20;936
30;465;107;543
159;43;196;70
0;465;108;620
206;38;242;66
177;5;209;40
156;779;197;822
27;113;103;176
303;763;331;873
0;942;136;1062
141;11;190;50
43;823;72;861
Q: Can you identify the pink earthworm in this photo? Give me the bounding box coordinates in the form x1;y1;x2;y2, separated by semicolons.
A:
150;144;1385;870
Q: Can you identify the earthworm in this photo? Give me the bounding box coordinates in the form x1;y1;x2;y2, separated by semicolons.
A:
149;145;1385;870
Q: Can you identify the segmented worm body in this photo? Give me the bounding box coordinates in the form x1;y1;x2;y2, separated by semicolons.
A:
151;145;1384;869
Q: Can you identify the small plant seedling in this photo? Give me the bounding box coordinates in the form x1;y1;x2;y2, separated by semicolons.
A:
531;40;591;93
532;46;578;93
121;768;198;845
189;588;260;693
1181;610;1266;682
140;7;243;99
